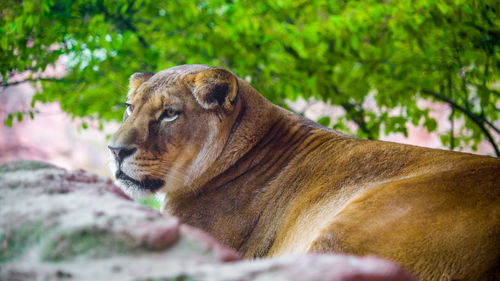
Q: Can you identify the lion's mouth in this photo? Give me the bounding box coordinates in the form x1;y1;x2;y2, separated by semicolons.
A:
115;170;164;191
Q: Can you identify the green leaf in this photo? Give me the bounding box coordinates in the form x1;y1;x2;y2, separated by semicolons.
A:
4;114;14;127
317;116;331;127
16;112;23;122
424;118;438;132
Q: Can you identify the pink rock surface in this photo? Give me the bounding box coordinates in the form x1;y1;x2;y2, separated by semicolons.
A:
181;224;242;262
0;160;416;281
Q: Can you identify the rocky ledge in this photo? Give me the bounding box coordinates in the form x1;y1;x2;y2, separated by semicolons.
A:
0;161;416;281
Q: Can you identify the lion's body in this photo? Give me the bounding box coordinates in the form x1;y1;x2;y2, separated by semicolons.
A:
110;65;500;281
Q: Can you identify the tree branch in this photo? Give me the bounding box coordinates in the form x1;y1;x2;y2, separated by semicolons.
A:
341;103;374;139
449;107;455;150
330;85;375;139
1;78;66;88
483;119;500;135
328;84;375;139
422;89;499;157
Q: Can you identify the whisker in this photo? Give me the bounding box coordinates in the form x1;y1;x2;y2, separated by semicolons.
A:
147;168;185;184
146;164;188;178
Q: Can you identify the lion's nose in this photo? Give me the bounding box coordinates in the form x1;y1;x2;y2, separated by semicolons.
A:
108;146;137;162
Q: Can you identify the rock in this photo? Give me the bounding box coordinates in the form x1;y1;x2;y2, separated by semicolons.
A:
0;160;416;281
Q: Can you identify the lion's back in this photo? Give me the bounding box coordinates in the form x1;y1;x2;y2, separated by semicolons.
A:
271;136;500;280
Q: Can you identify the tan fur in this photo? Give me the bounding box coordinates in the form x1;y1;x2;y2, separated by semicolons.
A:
109;65;500;281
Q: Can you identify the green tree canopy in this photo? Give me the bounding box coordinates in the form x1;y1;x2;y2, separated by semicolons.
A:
1;0;499;155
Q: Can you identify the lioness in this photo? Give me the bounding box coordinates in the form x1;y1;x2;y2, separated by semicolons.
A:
109;64;499;281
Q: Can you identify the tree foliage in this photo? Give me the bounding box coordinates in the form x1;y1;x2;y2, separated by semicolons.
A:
1;0;499;155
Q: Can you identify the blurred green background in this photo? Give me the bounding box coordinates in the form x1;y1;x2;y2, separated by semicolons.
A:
1;0;499;155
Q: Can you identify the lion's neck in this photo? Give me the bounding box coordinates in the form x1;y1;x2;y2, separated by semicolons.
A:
165;92;338;256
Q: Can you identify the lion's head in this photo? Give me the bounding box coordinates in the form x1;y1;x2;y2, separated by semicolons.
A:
108;65;241;198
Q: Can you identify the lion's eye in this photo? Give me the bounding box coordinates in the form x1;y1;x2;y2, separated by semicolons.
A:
125;103;133;116
160;108;179;122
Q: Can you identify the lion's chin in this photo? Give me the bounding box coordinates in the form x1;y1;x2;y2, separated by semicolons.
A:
114;170;164;199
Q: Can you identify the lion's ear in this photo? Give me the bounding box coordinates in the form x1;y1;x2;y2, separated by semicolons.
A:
185;68;238;111
129;72;155;91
